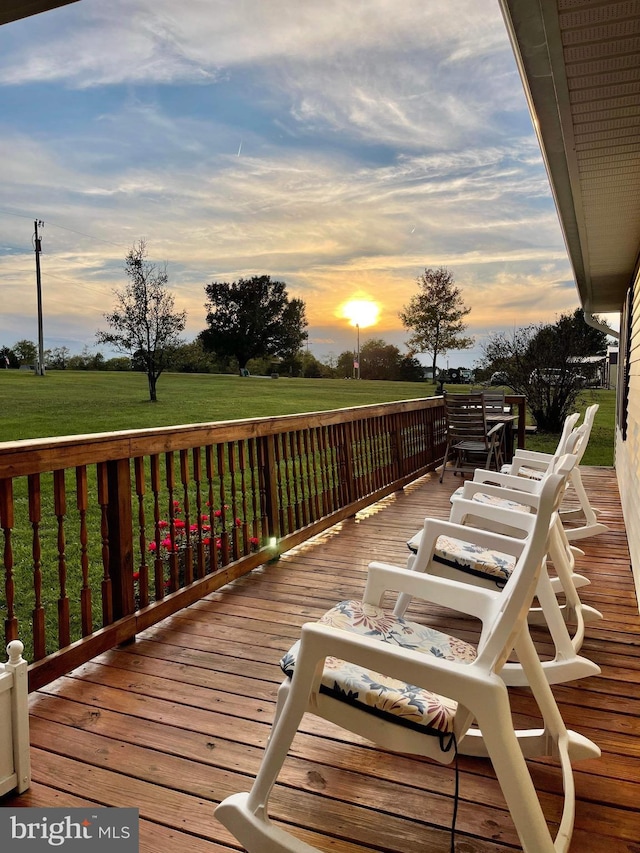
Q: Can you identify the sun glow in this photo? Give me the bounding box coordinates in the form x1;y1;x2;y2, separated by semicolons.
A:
339;299;380;329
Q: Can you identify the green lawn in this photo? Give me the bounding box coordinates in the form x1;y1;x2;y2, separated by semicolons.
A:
0;370;616;464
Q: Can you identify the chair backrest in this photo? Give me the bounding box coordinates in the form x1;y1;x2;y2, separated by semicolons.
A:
444;392;488;444
482;390;506;415
555;411;581;456
474;455;575;672
571;404;598;464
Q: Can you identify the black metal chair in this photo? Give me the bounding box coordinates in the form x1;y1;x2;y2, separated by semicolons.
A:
440;392;504;483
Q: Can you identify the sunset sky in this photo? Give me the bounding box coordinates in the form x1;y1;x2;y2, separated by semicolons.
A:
0;0;599;368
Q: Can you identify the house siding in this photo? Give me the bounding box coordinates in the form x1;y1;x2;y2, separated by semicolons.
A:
616;270;640;609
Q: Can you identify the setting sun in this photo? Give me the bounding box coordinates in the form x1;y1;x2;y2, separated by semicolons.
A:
338;299;380;329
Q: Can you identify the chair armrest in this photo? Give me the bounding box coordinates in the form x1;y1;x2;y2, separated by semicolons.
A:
471;469;542;494
414;512;528;566
364;560;500;621
509;455;552;476
458;480;541;511
297;621;503;706
486;422;504;438
512;449;554;464
448;495;534;537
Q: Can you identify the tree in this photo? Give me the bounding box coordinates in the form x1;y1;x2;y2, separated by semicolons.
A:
171;340;220;374
334;338;425;381
13;339;38;366
555;308;610;356
481;308;609;431
96;240;186;402
0;345;17;369
45;346;71;370
200;275;308;373
399;267;474;380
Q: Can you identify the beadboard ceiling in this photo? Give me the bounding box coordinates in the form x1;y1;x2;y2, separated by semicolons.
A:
500;0;640;313
0;1;79;27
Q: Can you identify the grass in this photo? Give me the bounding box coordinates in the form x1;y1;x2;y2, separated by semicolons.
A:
0;370;616;661
0;370;615;465
0;370;616;463
0;370;441;440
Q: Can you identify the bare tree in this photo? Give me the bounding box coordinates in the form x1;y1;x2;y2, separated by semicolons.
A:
97;240;186;402
399;267;474;379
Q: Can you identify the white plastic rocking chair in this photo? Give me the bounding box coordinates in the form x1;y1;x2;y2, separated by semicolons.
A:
216;464;600;853
400;453;601;687
503;405;608;541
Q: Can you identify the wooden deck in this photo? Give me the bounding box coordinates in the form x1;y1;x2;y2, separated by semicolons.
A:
4;467;640;852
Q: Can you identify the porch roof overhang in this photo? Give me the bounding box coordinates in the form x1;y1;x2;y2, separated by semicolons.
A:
0;0;79;26
499;0;640;314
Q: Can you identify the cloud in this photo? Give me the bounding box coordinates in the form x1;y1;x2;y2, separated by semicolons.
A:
0;0;584;365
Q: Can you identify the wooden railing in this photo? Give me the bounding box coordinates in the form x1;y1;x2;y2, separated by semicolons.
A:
0;396;461;691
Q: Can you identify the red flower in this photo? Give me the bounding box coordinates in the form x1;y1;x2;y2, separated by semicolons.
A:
174;519;186;530
213;509;222;518
148;541;157;552
250;537;260;546
132;571;140;582
158;520;169;529
235;518;242;527
190;524;199;533
161;537;173;550
215;538;222;549
201;514;210;522
203;537;211;545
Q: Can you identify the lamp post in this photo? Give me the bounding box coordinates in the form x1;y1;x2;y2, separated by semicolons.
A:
342;298;378;379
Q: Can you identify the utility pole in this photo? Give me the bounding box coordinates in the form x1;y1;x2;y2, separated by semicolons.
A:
34;219;45;376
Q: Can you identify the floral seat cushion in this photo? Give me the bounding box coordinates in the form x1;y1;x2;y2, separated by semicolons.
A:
406;531;516;587
280;600;476;736
450;486;531;513
500;464;544;480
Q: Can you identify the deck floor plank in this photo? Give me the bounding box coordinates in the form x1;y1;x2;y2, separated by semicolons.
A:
3;466;640;851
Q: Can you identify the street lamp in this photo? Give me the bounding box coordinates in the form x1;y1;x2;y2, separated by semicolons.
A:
354;323;360;380
340;299;380;380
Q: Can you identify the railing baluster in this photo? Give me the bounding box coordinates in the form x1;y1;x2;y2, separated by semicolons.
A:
134;457;149;609
165;452;179;592
217;444;230;565
289;432;302;529
238;440;250;554
97;462;113;626
302;429;313;524
53;470;70;648
192;447;205;580
76;465;93;635
228;442;240;560
28;474;45;659
308;428;322;521
249;438;266;542
205;445;219;573
150;454;165;600
180;449;193;585
0;478;17;644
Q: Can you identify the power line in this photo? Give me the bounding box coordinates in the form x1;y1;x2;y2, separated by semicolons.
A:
0;208;126;248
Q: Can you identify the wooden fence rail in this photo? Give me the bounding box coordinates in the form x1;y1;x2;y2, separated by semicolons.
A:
0;396;468;690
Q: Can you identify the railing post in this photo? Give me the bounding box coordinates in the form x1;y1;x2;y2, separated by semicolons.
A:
261;435;281;540
106;458;135;621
